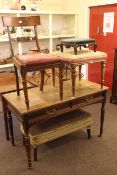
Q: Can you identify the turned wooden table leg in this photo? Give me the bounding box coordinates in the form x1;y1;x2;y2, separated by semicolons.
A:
101;61;106;89
21;70;29;109
7;110;15;146
98;91;107;137
71;65;77;97
59;67;64;100
25;134;32;168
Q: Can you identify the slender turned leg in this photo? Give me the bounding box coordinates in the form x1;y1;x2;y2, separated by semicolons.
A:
87;126;91;139
14;65;20;96
34;146;38;161
25;134;32;168
40;70;45;91
59;67;64;100
60;44;63;52
2;97;9;140
7;111;15;146
94;43;97;52
74;46;77;55
98;91;107;137
21;70;29;109
52;68;55;87
79;65;82;81
71;65;77;97
101;61;106;89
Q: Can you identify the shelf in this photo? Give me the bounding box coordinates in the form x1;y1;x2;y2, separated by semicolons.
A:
0;10;78;54
0;10;77;15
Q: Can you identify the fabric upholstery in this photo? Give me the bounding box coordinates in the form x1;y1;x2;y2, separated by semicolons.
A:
51;50;107;64
20;109;93;146
15;53;63;66
61;38;96;45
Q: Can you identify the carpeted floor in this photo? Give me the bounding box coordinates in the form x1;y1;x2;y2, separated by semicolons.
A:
0;91;117;175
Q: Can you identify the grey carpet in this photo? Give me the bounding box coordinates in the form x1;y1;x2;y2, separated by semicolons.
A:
0;91;117;175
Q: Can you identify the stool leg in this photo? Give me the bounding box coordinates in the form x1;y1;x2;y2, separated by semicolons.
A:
52;68;55;86
21;70;29;109
40;70;45;91
74;46;77;55
59;67;64;100
71;65;76;97
60;44;63;52
14;65;20;96
7;110;15;146
87;126;91;139
101;61;106;89
25;134;32;168
79;65;82;81
34;146;38;161
94;43;97;52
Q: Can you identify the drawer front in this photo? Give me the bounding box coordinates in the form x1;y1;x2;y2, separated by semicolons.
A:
28;102;72;126
71;93;104;109
28;93;104;126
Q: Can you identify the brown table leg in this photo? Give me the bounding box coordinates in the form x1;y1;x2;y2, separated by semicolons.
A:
25;134;32;168
98;91;107;137
7;110;15;146
2;96;9;140
23;121;32;168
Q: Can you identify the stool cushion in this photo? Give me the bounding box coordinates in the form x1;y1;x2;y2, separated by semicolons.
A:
51;50;107;64
21;109;93;146
14;53;63;66
61;38;96;45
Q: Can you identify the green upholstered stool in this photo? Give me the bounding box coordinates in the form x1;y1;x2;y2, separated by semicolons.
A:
21;109;93;162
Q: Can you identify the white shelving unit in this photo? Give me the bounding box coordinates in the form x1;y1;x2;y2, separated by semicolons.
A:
0;10;78;53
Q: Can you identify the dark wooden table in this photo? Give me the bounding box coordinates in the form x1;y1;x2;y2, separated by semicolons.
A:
60;38;97;54
2;79;108;167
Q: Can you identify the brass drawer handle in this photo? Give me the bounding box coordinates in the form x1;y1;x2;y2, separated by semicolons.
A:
46;108;56;115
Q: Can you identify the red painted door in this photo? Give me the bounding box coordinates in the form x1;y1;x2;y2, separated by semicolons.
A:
89;4;117;89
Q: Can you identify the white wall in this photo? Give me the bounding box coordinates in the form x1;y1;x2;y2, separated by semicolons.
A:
64;0;117;37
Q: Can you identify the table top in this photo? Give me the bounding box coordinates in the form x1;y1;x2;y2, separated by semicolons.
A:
3;79;109;115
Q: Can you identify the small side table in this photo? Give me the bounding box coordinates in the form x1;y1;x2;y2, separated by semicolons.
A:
60;38;97;55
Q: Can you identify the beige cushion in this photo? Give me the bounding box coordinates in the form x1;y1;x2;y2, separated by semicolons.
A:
21;109;93;146
51;50;107;64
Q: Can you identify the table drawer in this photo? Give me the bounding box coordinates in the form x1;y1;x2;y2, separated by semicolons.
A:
28;102;72;126
71;93;104;109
